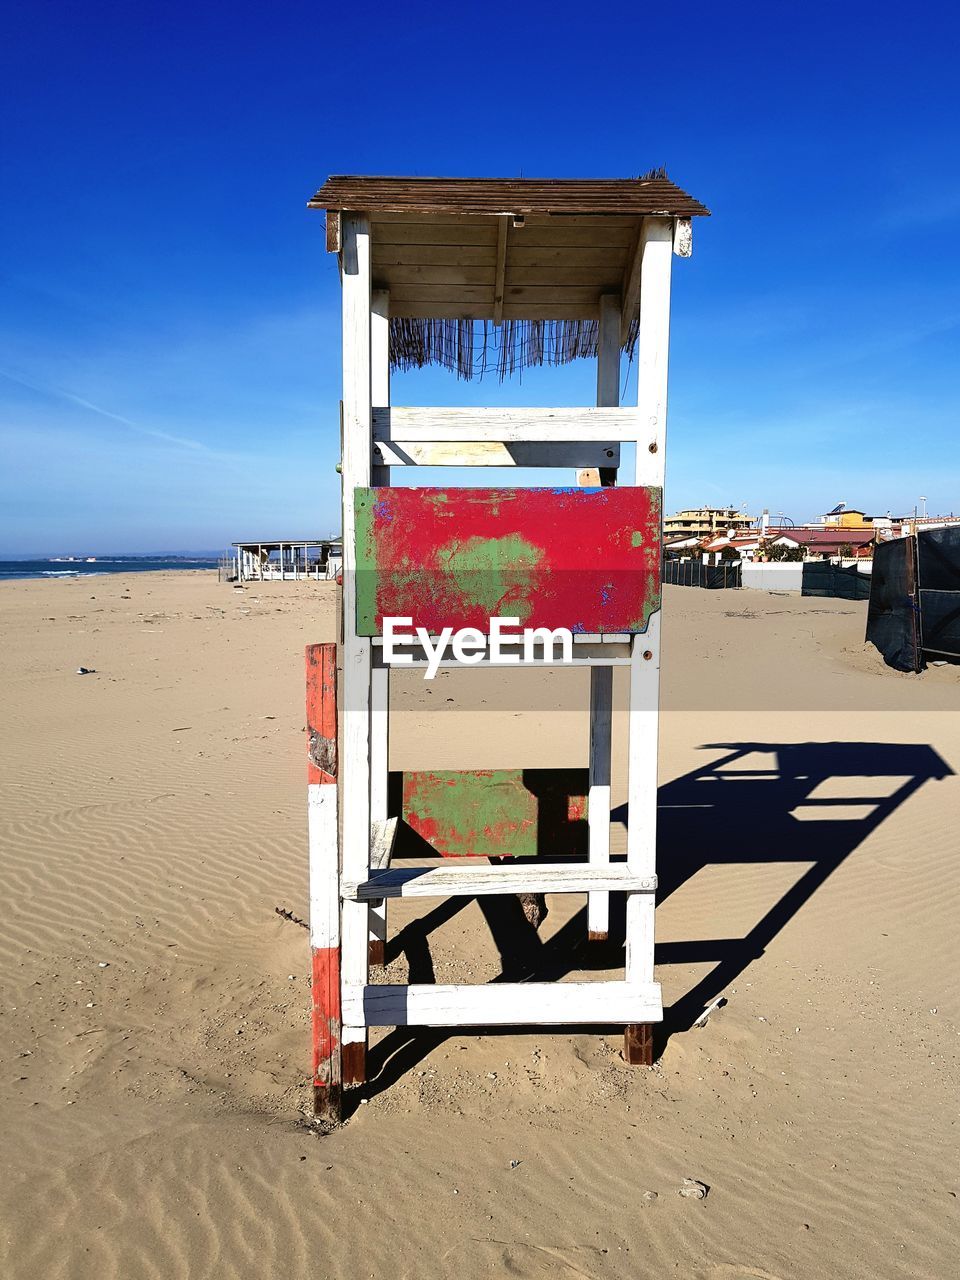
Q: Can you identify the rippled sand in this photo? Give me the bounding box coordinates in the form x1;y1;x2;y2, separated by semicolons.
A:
1;572;957;1279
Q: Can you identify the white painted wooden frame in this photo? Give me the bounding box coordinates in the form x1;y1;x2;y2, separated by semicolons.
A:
368;287;391;963
339;213;374;1070
373;439;621;469
344;981;662;1028
324;212;676;1080
627;218;672;993
587;293;620;942
373;406;647;443
343;863;657;901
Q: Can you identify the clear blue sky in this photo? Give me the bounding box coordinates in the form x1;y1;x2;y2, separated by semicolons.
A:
2;1;958;554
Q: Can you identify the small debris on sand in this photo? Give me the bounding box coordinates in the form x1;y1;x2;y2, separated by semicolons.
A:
693;996;727;1028
678;1178;709;1200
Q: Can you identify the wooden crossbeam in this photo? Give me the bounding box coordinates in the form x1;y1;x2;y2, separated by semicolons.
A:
373;406;642;443
342;864;658;902
343;981;663;1027
372;439;620;469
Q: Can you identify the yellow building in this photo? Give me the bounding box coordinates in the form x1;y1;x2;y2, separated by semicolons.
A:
663;505;754;541
819;502;873;530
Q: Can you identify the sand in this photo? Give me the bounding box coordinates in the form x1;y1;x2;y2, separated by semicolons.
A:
0;571;958;1279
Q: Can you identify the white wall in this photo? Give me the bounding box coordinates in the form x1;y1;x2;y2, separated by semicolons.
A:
741;563;805;592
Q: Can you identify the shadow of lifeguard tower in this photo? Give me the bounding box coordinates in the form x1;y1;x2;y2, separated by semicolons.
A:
363;739;951;1089
649;740;953;1036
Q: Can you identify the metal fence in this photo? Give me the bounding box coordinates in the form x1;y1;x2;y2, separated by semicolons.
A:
662;558;742;589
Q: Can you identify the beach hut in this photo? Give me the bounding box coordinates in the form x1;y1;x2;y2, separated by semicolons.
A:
305;174;710;1119
232;538;341;582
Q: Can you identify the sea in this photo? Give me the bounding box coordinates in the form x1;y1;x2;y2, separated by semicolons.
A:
0;556;220;582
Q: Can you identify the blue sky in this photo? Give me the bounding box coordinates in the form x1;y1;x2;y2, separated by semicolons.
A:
1;0;958;554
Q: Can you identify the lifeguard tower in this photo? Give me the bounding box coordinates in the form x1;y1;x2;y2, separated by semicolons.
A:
306;174;709;1120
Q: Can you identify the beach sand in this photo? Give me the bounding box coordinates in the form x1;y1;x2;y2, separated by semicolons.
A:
0;571;957;1278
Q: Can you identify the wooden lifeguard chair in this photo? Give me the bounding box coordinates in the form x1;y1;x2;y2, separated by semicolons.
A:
305;174;710;1121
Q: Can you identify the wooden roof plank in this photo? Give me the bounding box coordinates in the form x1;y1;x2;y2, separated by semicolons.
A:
374;264;498;285
372;245;499;267
390;285;602;304
372;222;499;246
390;302;600;320
311;175;710;226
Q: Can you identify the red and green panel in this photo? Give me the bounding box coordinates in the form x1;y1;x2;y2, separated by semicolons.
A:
401;768;588;859
355;486;662;635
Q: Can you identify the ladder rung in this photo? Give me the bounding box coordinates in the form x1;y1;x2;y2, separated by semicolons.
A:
342;863;657;901
343;980;663;1027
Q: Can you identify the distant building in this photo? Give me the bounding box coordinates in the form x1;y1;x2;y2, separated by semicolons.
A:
699;534;765;565
231;538;342;582
690;528;876;564
663;505;754;541
771;529;875;559
818;502;873;529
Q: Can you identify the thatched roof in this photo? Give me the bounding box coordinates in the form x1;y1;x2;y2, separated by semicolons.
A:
310;173;708;379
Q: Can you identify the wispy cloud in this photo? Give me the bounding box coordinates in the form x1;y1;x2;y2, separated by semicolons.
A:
0;367;218;455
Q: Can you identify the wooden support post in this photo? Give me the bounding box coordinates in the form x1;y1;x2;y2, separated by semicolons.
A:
587;666;613;940
493;216;508;326
340;213;373;1087
368;662;389;965
585;292;620;940
371;289;390;486
368;287;390;963
623;1021;654;1066
306;643;342;1121
597;301;621;402
625;218;671;1061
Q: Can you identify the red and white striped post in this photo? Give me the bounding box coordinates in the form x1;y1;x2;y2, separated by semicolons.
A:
306;642;342;1122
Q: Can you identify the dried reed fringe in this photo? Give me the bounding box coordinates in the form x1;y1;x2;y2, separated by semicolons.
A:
390;316;639;381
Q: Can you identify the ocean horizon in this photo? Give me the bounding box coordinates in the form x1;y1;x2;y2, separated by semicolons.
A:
0;555;220;582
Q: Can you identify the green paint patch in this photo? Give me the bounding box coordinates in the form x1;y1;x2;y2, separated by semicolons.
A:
403;768;589;858
354;490;378;634
631;531;645;547
435;533;544;623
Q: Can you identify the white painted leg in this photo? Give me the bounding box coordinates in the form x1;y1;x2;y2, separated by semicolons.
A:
625;616;661;998
339;213;373;1085
587;664;613;940
368;662;389;964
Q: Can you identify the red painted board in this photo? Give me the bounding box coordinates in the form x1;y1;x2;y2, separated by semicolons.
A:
355;486;661;635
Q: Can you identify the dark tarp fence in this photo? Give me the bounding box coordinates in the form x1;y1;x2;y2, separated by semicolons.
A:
917;526;960;661
801;561;872;600
663;559;741;589
866;527;960;671
866;537;921;671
